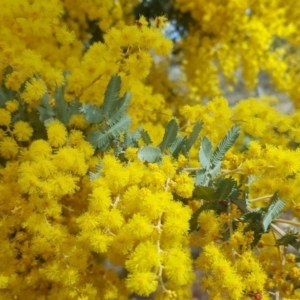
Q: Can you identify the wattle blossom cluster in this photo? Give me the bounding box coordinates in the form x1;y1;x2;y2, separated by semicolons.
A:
1;1;300;299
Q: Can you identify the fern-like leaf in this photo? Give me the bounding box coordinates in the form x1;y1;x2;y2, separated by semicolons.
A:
199;136;212;169
170;136;186;158
262;193;285;231
159;119;179;152
211;125;241;166
107;92;131;126
102;75;121;117
140;129;152;145
138;146;162;163
186;121;202;152
80;104;104;124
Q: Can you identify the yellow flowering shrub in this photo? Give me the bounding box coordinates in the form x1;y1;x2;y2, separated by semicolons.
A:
2;1;300;299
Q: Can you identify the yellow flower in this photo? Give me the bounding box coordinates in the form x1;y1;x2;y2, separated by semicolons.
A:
0;137;19;159
0;108;11;126
126;271;158;296
46;120;68;147
174;173;194;198
28;139;52;158
22;78;47;107
13;121;33;141
5;99;19;113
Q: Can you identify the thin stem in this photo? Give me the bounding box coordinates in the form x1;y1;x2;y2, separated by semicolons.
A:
248;194;273;203
273;219;300;227
213;168;244;180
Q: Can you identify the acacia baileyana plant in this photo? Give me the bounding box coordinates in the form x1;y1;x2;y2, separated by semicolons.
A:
1;1;300;300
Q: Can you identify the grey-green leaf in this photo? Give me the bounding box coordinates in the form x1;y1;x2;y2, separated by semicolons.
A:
262;193;285;231
80;104;104;123
138;146;162;163
107;91;131;126
211;125;241;166
140;129;152;145
103;75;121;116
159;119;179;152
186;121;202;152
195;169;208;186
199;136;212;169
170;136;186;158
54;85;70;125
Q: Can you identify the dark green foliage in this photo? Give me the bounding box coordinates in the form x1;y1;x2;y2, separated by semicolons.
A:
276;232;300;251
193;186;216;201
0;86;16;107
214;177;241;201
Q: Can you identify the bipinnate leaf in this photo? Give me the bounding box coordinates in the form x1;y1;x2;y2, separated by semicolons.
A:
140;129;152;145
80;104;104;124
107;91;131;126
102;75;121;117
138;146;162;163
262;193;285;231
276;233;300;251
159;119;179;152
193;186;216;200
195;169;208;186
170;136;186;158
37;94;55;122
88;115;131;149
215;177;237;201
54;84;70;125
199;136;212;169
186;121;202;151
211;125;241;166
124;127;142;147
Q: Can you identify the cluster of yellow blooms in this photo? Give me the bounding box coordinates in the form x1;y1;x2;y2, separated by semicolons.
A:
1;0;300;299
174;0;300;106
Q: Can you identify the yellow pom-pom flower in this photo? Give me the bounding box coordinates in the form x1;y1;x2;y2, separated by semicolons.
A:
13;121;33;141
46;120;68;147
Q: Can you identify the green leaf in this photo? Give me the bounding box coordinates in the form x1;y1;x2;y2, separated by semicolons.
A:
87;131;109;149
195;169;208;186
87;115;131;150
170;136;186;158
262;193;285;231
189;208;202;232
0;86;16;107
124;127;142;148
37;94;55;122
199;137;212;169
107;114;131;138
186;121;202;152
107;91;131;126
215;177;237;201
89;163;102;181
140;129;152;145
230;198;248;213
276;233;300;250
80;104;104;123
54;84;70;125
159;119;179;152
194;186;216;200
138;146;162;163
211;125;241;166
102;75;121;117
